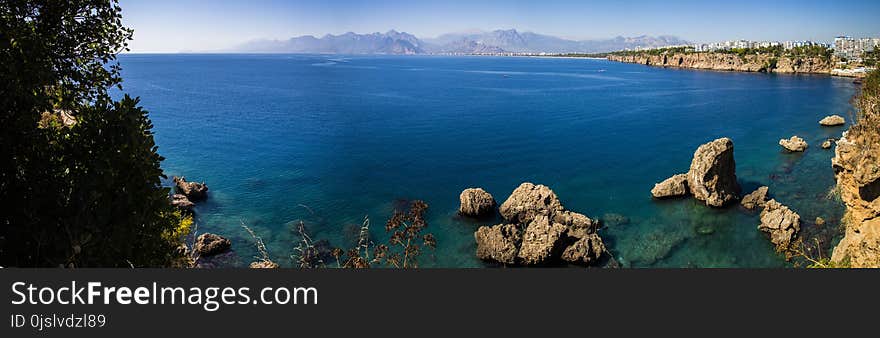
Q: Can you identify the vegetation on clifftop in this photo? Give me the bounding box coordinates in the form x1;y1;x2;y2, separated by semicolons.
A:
610;45;834;62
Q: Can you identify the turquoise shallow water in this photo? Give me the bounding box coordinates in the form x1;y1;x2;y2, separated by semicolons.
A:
118;54;854;267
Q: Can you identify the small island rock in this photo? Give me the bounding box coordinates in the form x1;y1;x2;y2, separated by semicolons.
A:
458;188;496;218
687;137;740;207
819;115;846;126
171;194;195;212
193;233;232;257
249;260;280;269
779;136;808;152
517;215;567;265
651;173;689;198
741;186;769;210
822;139;834;149
173;176;209;201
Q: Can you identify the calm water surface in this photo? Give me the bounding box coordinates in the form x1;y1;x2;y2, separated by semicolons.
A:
118;54;855;267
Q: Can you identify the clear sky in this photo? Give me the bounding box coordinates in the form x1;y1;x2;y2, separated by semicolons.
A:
120;0;880;53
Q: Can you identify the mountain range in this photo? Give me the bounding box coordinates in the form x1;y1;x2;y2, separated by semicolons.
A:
233;29;689;54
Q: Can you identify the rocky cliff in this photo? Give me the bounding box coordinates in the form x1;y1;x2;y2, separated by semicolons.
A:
608;53;831;74
830;71;880;267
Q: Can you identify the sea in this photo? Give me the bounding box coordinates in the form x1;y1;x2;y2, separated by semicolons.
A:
117;54;857;267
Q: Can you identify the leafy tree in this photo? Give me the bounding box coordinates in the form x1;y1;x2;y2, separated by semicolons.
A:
1;0;184;267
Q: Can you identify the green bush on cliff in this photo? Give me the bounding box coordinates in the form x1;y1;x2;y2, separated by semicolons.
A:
0;0;184;267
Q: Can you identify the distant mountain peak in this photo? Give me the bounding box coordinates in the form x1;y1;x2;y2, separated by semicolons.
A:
234;29;689;55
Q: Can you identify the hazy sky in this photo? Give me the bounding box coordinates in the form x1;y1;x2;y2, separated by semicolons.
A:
120;0;880;53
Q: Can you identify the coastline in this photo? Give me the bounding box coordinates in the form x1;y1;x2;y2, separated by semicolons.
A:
605;52;871;78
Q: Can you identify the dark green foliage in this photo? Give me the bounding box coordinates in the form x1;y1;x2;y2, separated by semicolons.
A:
1;0;181;267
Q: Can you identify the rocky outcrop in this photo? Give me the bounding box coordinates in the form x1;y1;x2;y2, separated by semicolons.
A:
687;138;740;207
758;199;801;252
458;188;496;218
819;115;846;126
474;224;521;264
171;194;195;212
607;53;831;74
651;173;689;198
475;183;605;266
831;131;880;267
499;183;564;224
822;139;834;149
517;215;568;265
173;176;208;201
779;136;808;152
193;233;232;257
741;186;769;210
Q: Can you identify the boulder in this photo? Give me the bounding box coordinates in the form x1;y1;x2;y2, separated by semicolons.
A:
687;138;740;207
517;215;567;265
554;210;599;235
173;176;208;201
758;199;801;251
499;182;564;224
249;260;279;269
458;188;496;218
561;233;606;265
170;194;195;212
741;186;769;210
651;173;689;198
779;136;808;152
474;224;521;264
819;115;846;126
822;139;834;149
193;233;232;257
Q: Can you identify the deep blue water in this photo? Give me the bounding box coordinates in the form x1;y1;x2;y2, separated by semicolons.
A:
118;54;855;267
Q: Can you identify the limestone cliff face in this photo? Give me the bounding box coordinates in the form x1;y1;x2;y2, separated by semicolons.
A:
607;53;831;74
831;73;880;267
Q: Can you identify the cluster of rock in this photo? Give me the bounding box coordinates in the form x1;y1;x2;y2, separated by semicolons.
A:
740;186;802;252
652;138;740;207
779;136;808;152
170;176;209;213
607;53;831;74
472;183;606;266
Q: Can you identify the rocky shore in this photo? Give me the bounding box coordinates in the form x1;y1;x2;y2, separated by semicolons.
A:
607;53;831;74
830;72;880;267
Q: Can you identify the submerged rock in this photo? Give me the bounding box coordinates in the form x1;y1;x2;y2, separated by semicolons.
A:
458;188;496;218
517;215;567;265
651;173;689;198
758;199;801;251
601;213;630;226
819;115;846;126
193;233;232;257
474;224;521;264
687;137;740;207
499;182;564;224
173;176;209;201
741;186;769;210
779;136;808;152
249;260;279;269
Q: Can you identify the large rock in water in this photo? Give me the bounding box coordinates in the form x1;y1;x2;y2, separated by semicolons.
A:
779;136;808;152
758;199;801;251
193;233;232;257
458;188;496;218
474;224;521;264
741;186;769;210
517;215;567;265
170;194;195;212
651;173;689;198
687;138;740;207
173;176;209;201
819;115;846;126
499;183;564;224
